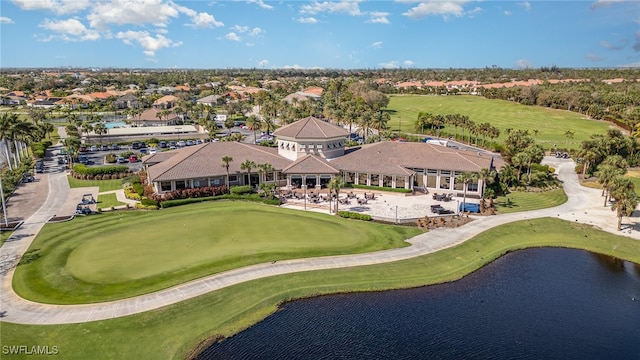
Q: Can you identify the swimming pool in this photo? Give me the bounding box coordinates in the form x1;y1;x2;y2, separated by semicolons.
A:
104;122;128;129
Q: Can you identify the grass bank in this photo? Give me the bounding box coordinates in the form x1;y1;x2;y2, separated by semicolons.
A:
385;95;611;150
12;202;420;304
67;176;124;192
96;192;125;209
495;189;568;214
2;218;639;360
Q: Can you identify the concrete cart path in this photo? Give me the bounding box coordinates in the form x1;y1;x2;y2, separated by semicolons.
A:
1;157;637;325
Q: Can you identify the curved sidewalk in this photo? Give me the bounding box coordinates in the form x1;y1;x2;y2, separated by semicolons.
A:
0;158;635;325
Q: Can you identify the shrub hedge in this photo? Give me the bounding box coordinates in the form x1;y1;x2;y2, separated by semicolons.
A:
337;211;372;221
230;185;252;195
72;164;130;177
161;194;279;208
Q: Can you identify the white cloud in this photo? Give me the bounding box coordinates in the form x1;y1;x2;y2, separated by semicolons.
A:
38;18;100;41
116;30;182;56
186;12;224;28
403;60;415;67
300;0;362;16
296;17;318;24
586;53;604;62
371;41;383;48
518;1;531;11
367;11;390;24
515;59;533;69
12;0;91;15
231;25;250;33
246;0;273;10
378;60;400;69
590;0;626;10
225;32;241;41
87;0;181;31
258;59;269;67
1;16;14;24
402;1;471;19
504;10;511;16
249;27;263;37
283;64;304;69
600;39;628;50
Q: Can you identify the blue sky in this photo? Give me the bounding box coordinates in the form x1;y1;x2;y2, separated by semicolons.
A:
1;0;639;69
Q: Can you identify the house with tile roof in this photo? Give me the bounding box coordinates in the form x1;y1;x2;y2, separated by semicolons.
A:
143;116;501;197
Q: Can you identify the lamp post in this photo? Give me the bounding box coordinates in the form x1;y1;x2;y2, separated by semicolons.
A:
176;127;182;141
395;205;398;224
303;184;307;211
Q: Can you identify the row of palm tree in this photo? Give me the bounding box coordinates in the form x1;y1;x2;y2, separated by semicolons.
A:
415;112;500;147
595;155;639;230
0;113;54;171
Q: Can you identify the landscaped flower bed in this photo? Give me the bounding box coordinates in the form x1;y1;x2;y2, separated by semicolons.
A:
0;221;23;231
47;215;74;223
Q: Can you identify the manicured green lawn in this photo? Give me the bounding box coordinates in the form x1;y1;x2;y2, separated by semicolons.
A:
495;189;568;214
96;193;125;209
67;176;124;192
2;217;638;360
385;95;612;150
12;202;420;304
0;230;12;247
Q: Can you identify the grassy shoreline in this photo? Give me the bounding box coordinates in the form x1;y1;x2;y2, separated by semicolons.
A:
2;217;639;360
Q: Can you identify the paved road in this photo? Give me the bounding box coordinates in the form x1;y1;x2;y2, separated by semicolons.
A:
0;157;637;325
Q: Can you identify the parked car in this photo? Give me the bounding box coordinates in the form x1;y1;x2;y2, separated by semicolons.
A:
131;142;141;150
79;155;89;164
196;139;203;145
79;146;88;153
186;140;194;146
128;154;139;163
159;141;168;148
177;140;186;147
90;145;98;152
111;144;120;151
139;148;147;155
101;144;109;151
148;147;158;155
117;156;127;163
169;141;176;148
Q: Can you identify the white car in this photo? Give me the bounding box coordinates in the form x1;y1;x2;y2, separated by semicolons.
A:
149;148;157;154
178;140;186;147
90;145;98;152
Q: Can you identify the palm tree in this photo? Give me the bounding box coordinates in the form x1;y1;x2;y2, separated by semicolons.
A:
221;156;233;193
246;115;261;143
328;175;345;214
240;159;256;189
0;113;18;170
93;122;108;145
478;168;496;199
595;164;625;206
257;163;275;184
609;176;639;230
416;112;431;134
459;172;478;214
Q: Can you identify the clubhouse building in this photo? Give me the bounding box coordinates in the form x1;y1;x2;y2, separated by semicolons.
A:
143;117;503;197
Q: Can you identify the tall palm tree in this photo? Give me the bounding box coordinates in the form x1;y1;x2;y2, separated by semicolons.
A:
221;156;233;193
257;163;275;184
246;115;261;143
459;172;478;214
0;113;18;170
328;175;345;214
609;176;639;230
595;164;625;206
93;122;108;145
240;160;257;189
477;168;496;199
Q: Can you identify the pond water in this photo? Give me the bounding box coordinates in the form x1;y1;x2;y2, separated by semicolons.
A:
197;248;640;359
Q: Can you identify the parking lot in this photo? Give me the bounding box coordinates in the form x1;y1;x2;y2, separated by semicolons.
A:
76;145;144;172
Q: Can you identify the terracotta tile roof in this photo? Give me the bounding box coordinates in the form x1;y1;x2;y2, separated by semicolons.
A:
87;92;112;99
146;142;292;182
282;154;340;174
153;95;179;105
273;116;348;139
331;142;501;175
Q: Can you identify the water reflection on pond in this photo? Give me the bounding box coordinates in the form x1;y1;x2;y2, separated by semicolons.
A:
198;248;640;360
